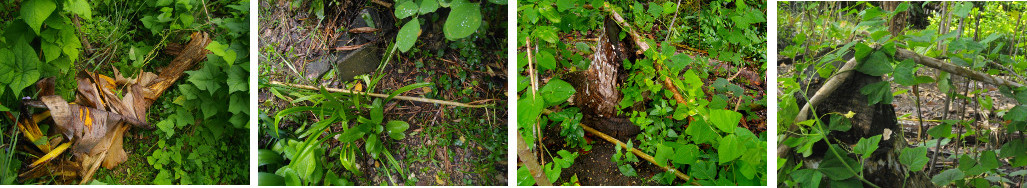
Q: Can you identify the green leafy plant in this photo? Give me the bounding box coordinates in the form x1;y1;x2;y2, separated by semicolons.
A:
393;0;502;52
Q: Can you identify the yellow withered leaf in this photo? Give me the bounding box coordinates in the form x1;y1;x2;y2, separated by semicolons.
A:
29;142;71;168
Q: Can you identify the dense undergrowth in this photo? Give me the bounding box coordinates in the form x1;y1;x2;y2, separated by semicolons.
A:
517;0;767;185
0;0;249;184
778;2;1027;187
257;0;507;185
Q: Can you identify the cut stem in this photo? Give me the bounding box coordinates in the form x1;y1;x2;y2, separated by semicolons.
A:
268;81;491;108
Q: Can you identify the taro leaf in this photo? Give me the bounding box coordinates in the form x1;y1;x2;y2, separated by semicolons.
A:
21;0;56;34
0;40;42;96
385;120;410;140
819;145;861;180
539;78;574;105
710;109;742;133
66;0;92;21
396;19;421;53
932;169;965;186
443;0;481;40
419;0;439;14
536;50;557;71
853;135;881;159
395;1;419;19
899;146;929;172
893;59;918;86
718;134;743;165
856;51;892;76
859;81;893;105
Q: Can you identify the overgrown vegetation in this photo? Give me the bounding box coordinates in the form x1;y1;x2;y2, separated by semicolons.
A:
0;0;249;185
778;2;1027;187
257;0;507;185
517;0;767;185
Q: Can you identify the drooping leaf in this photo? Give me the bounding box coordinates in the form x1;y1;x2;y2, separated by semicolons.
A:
927;121;952;138
893;59;918;86
859;81;893;105
258;149;283;166
1005;105;1027;122
66;0;93;21
396;19;421;53
952;2;973;18
443;0;481;40
856;51;893;76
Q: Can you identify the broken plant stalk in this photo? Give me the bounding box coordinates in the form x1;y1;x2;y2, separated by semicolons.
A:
268;81;491;108
516;134;552;186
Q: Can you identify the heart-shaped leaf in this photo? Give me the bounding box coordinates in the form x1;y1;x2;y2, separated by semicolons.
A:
443;0;481;40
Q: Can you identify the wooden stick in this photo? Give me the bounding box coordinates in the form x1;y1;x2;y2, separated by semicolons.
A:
580;123;700;185
269;81;491;108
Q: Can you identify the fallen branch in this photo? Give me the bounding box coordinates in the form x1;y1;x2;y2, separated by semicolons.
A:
581;122;700;185
605;6;686;107
893;48;1024;88
269;81;491;108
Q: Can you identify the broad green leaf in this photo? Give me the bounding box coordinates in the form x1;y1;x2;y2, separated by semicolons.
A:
859;81;893;105
487;0;506;5
532;26;558;43
931;169;965;186
654;144;673;165
365;136;383;159
718;134;743;165
555;0;574;12
395;1;419;19
538;79;574;105
516;166;536;186
66;0;92;21
828;114;852;131
227;66;248;93
517;93;544;133
21;0;56;34
710;109;742;133
186;65;223;94
258;149;283;166
819;145;860;180
419;0;439;14
671;144;699;165
443;0;481;40
205;41;237;65
1;40;42;96
856;51;892;76
156;119;175;137
791;169;823;188
1005;105;1027;121
952;2;972;18
385;120;410;140
853;135;881;159
685;118;720;145
899;146;929;172
617;164;637;176
927;121;952;138
370;99;384;124
536;50;556;70
689;160;717;180
893;59;918;86
396;19;422;53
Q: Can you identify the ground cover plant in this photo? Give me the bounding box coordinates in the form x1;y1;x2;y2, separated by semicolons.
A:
516;0;767;185
778;1;1027;187
0;0;250;185
256;0;507;185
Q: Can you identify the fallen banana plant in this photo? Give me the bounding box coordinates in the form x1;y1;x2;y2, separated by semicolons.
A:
13;32;212;184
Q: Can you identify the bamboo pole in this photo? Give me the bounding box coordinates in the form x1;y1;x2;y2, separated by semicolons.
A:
269;81;491;108
580;123;701;185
